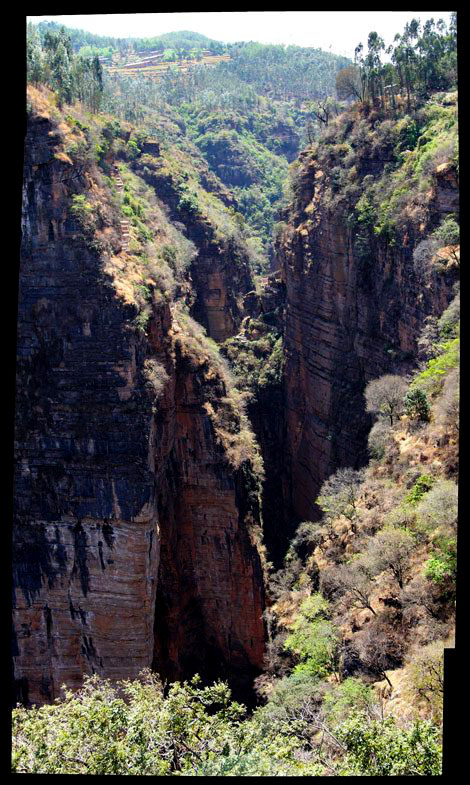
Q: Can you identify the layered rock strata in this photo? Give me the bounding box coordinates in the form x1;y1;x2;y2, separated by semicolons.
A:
277;150;459;523
13;106;265;706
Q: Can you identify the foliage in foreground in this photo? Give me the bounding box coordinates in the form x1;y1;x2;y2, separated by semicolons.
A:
12;669;441;776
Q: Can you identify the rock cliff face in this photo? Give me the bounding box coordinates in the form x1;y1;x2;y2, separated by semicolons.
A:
276;149;459;523
13;105;265;706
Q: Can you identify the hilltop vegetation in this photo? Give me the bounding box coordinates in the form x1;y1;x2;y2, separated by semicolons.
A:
28;20;350;263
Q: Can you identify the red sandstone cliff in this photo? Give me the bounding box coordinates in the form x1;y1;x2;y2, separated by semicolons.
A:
276;147;459;523
13;95;265;706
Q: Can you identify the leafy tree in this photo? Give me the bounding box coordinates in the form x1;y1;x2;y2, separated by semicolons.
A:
43;29;74;107
364;374;408;426
284;594;341;680
404;387;430;422
27;23;44;86
336;711;442;775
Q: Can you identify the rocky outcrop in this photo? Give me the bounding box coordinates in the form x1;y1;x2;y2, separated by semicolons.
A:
277;150;459;523
13;103;265;707
133;156;254;343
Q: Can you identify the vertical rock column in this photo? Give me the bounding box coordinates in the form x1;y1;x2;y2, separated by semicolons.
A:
14;113;161;704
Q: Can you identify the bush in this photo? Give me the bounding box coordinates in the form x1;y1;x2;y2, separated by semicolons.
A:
415;479;458;534
408;642;444;723
336;712;442;775
433;366;459;431
437;292;460;339
367;419;392;459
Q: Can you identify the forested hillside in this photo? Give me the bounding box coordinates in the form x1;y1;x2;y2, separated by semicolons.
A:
14;13;458;775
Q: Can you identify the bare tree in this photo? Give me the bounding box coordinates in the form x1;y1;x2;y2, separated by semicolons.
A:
336;65;365;101
327;561;377;615
364;374;408;426
317;467;365;524
352;617;405;687
363;527;415;589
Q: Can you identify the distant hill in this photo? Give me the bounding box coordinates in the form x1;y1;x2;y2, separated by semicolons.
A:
34;21;226;55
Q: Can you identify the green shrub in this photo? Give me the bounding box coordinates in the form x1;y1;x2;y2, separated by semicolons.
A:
404;387;431;422
11;670;323;776
405;474;434;505
322;678;377;727
284;594;340;679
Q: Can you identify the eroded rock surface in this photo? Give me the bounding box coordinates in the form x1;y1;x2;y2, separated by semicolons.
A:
13;106;265;707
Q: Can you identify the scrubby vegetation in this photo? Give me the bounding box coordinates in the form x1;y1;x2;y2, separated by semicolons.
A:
257;292;458;774
12;668;442;776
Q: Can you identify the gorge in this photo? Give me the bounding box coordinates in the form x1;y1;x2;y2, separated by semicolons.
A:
13;16;459;776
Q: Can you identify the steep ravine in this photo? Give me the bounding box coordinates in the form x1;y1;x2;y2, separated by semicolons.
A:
13;104;265;706
14;94;458;709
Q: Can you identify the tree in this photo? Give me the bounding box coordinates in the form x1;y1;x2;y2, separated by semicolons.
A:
335;66;364;102
316;467;365;524
365;32;385;108
363;526;415;589
327;560;377;616
364;374;408;426
404;387;430;422
351;616;405;687
308;96;339;127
